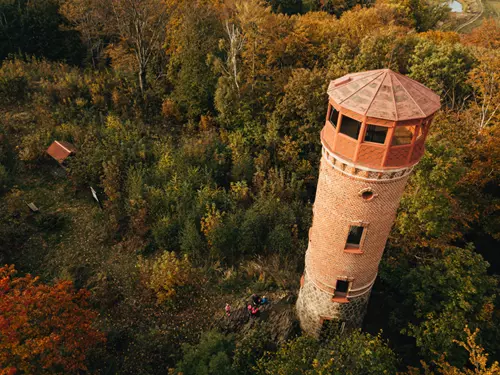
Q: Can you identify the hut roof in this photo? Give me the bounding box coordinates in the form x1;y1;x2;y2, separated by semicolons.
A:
46;141;77;163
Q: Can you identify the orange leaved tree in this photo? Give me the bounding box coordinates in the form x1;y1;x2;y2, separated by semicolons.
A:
0;265;105;375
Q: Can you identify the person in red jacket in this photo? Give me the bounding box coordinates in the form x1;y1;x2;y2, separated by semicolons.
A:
251;306;259;317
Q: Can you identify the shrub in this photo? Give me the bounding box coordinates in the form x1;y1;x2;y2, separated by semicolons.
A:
175;330;235;375
138;251;194;303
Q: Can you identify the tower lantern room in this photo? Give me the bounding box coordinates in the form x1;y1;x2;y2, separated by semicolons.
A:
296;69;440;337
323;69;440;171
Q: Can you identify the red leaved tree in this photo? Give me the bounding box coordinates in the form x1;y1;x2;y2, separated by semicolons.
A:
0;265;106;375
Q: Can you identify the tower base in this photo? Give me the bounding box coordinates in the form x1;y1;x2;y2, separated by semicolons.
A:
296;271;370;337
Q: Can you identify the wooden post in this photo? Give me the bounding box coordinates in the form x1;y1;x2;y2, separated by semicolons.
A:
333;111;342;153
381;125;395;167
353;118;367;163
406;119;422;164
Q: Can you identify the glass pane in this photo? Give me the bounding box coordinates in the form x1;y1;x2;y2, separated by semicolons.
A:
364;125;387;144
339;116;361;140
346;226;364;245
329;106;339;128
392;126;415;145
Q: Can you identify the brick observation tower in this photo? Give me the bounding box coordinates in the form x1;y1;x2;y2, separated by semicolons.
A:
296;69;441;337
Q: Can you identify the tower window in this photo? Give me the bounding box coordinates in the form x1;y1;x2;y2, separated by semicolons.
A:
339;115;361;140
332;279;351;302
335;279;349;295
364;125;387;144
329;106;339;128
346;225;364;248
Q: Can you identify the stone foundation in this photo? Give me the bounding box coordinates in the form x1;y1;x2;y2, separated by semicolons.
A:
296;271;371;337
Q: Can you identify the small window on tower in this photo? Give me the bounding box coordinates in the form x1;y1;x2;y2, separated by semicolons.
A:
339;115;361;139
364;125;387;144
332;279;350;302
335;279;349;295
329;106;339;128
346;225;364;249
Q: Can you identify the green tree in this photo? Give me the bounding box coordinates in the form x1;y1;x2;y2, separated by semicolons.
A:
0;0;85;63
315;330;398;375
353;27;417;72
232;323;275;375
409;38;476;108
257;331;397;375
62;0;168;93
167;0;222;118
273;68;327;162
175;330;236;375
384;246;497;364
406;328;500;375
395;132;467;249
267;0;303;15
256;336;320;375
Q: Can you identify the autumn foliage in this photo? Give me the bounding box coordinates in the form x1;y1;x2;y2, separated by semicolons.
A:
138;252;195;304
0;0;500;374
0;265;105;375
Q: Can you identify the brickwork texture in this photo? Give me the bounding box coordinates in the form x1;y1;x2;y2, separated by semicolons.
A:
296;151;410;336
297;70;439;337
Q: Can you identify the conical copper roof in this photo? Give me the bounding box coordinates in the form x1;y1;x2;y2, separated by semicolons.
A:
327;69;441;121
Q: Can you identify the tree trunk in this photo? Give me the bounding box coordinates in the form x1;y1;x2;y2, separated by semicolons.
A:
139;67;147;95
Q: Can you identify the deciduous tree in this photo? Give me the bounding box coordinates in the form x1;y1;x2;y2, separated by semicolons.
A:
406;328;500;375
62;0;168;93
138;251;194;304
383;247;497;364
0;265;105;375
409;38;475;108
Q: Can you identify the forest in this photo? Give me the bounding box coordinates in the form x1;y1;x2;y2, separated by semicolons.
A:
0;0;499;374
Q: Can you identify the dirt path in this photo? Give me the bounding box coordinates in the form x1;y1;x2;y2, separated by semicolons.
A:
456;0;485;32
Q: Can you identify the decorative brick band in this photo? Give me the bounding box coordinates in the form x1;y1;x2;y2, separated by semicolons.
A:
303;262;377;298
321;145;414;182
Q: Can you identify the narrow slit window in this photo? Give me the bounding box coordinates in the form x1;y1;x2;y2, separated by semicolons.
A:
329;106;339;128
339;115;361;140
346;225;364;247
364;125;387;144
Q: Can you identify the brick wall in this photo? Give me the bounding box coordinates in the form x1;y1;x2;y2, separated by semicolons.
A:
307;156;409;289
296;148;411;335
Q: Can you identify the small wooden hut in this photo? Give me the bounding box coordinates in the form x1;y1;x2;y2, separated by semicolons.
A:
46;140;77;165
